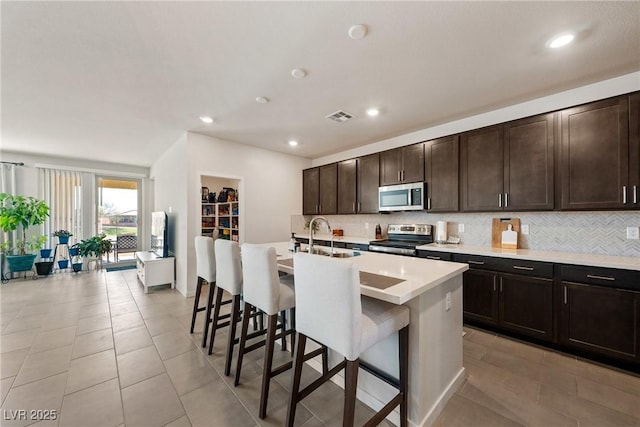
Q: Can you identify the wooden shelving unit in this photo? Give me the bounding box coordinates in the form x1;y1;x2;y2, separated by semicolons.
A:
201;201;239;241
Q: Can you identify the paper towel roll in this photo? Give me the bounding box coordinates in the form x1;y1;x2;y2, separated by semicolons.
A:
436;221;448;244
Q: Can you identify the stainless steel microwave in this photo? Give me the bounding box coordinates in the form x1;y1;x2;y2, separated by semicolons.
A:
378;182;425;212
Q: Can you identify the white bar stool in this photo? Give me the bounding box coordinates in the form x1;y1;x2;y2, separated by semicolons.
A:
287;252;410;427
234;244;301;419
191;236;216;347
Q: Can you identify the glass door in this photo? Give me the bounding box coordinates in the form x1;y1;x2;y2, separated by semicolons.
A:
96;177;140;264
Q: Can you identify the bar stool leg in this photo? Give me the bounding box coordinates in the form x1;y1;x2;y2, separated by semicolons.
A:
399;325;409;427
290;307;296;352
280;310;287;351
207;287;224;355
224;294;241;376
285;332;307;427
343;360;360;427
201;281;216;347
190;277;203;333
259;313;278;419
234;300;253;386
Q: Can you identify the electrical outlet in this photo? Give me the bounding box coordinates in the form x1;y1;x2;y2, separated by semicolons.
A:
521;224;530;235
445;291;452;311
364;223;370;230
458;224;465;233
626;227;639;240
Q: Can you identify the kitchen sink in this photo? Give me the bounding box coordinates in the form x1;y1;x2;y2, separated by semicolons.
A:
301;247;354;258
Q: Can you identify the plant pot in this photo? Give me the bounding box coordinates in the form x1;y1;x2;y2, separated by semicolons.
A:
35;261;54;276
69;247;79;257
57;236;70;245
6;254;37;272
72;262;83;273
40;248;52;258
57;259;69;269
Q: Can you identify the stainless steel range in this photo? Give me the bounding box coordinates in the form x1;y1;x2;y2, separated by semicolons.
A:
369;224;433;256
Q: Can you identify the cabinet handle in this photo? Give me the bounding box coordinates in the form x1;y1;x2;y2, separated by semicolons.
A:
468;260;485;265
426;255;441;260
586;274;616;281
563;286;567;304
427;197;431;210
357;202;361;212
623;186;627;204
513;265;534;271
634;186;638;204
498;193;502;208
353;202;356;212
500;281;503;292
493;279;496;292
398;171;401;182
504;192;508;208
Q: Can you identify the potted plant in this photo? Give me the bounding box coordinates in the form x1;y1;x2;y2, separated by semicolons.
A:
70;243;82;272
0;194;50;274
33;235;54;276
77;234;113;270
53;229;73;245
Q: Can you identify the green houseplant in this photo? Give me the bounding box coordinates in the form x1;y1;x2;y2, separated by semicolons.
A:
0;193;50;274
53;229;73;245
33;235;54;276
76;234;113;270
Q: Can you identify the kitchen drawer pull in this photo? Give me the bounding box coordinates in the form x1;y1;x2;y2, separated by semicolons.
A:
468;260;485;265
563;286;567;304
586;274;616;281
426;255;441;260
623;186;627;204
512;265;534;271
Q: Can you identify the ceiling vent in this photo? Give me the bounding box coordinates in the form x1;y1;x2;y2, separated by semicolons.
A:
326;110;354;123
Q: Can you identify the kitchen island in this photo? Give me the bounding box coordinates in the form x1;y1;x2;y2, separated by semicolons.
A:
266;242;468;427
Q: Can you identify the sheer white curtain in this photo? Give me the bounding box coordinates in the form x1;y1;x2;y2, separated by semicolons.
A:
39;168;85;248
1;164;17;278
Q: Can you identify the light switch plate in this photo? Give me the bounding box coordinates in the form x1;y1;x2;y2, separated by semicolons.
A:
626;227;639;240
521;224;530;235
458;224;465;233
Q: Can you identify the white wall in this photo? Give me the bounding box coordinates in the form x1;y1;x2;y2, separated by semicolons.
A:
312;71;640;166
149;134;188;295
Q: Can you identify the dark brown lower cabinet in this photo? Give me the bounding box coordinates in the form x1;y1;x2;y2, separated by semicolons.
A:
560;282;640;363
499;273;553;341
462;269;499;326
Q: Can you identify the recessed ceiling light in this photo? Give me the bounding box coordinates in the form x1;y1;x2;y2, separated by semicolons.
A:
200;116;213;124
288;140;298;147
291;68;307;79
256;96;269;104
366;108;380;117
547;32;575;49
348;24;368;40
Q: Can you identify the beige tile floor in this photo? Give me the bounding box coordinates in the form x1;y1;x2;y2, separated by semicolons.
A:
0;270;638;427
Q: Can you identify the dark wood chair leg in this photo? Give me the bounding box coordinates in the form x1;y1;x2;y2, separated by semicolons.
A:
224;294;241;376
201;281;216;347
234;300;253;386
290;307;296;352
259;314;278;419
343;360;359;427
280;310;287;351
399;325;409;427
322;345;329;375
207;287;224;354
190;277;203;333
285;333;307;427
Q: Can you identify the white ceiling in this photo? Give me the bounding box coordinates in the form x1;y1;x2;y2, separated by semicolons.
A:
2;2;639;167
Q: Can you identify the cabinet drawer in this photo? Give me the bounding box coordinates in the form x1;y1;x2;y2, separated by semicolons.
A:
346;243;369;251
417;250;452;261
493;258;553;278
560;265;640;291
452;254;502;270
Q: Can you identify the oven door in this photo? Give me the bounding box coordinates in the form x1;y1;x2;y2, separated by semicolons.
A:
378;183;425;211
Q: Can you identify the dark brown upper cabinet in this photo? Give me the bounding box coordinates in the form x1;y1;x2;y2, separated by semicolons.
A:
560;95;634;210
461;114;555;212
425;135;459;212
627;93;639;208
356;153;380;214
337;159;357;214
380;143;424;186
302;164;337;215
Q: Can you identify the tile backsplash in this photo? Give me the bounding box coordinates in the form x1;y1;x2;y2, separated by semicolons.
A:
292;211;640;257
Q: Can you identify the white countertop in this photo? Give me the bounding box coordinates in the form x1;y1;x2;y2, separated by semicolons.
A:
268;242;468;305
416;243;640;271
293;233;376;245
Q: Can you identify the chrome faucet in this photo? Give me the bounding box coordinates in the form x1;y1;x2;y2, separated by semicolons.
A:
308;216;331;255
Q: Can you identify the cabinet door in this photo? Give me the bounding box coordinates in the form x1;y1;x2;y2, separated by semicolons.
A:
337;159;357;214
400;143;425;183
499;273;553;341
629;93;640;207
380;149;401;186
560;282;640;362
425;136;458;212
302;168;319;215
560;96;629;209
504;114;555;210
357;153;380;213
318;163;337;214
462;269;499;326
461;126;504;211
